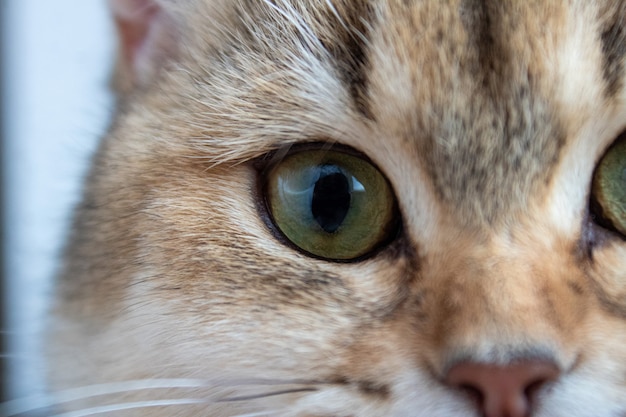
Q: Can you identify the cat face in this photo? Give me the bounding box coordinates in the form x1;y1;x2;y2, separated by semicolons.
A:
47;1;626;416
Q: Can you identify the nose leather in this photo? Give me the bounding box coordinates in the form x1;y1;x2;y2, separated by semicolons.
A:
444;360;560;417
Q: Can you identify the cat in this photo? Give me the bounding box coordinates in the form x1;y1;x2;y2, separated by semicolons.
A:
41;0;626;416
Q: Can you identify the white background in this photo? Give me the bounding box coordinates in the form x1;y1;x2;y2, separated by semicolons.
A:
4;0;114;399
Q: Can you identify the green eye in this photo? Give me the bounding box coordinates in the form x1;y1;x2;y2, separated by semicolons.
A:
591;133;626;236
265;147;399;260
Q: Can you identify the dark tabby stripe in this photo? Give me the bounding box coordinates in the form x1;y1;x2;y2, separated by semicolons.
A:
601;3;626;96
321;1;378;120
460;0;510;91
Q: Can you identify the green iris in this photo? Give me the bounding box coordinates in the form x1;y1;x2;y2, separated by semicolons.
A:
592;134;626;236
265;148;398;260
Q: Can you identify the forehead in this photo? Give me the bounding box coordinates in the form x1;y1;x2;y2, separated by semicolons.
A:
314;0;624;226
362;2;593;222
177;0;625;225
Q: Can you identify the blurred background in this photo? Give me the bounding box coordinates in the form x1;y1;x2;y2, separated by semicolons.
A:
2;0;114;402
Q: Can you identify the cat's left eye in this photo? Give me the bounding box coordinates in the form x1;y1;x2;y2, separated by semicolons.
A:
590;133;626;237
264;147;399;261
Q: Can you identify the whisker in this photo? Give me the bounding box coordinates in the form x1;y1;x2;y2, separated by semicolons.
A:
49;399;207;417
219;387;318;402
1;377;330;416
1;379;208;416
229;411;286;417
215;378;326;387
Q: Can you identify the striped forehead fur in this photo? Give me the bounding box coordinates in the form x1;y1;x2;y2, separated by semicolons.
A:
135;0;624;226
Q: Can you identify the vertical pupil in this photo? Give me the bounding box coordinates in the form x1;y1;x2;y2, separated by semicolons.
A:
311;166;351;233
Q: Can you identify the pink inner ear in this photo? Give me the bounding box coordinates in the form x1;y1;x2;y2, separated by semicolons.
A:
110;0;177;89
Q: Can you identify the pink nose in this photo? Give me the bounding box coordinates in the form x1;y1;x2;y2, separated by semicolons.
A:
444;360;560;417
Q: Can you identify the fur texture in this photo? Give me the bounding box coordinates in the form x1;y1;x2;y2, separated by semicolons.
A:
46;1;626;416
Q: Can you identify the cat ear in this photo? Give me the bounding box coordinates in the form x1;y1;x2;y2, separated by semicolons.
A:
109;0;179;93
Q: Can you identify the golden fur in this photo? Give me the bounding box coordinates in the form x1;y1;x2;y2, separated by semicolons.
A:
47;1;626;416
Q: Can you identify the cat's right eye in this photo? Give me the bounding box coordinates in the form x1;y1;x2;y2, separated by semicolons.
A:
264;147;400;261
590;132;626;237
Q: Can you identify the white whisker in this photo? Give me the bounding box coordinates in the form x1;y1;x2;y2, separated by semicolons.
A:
1;379;207;416
229;411;285;417
50;399;207;417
